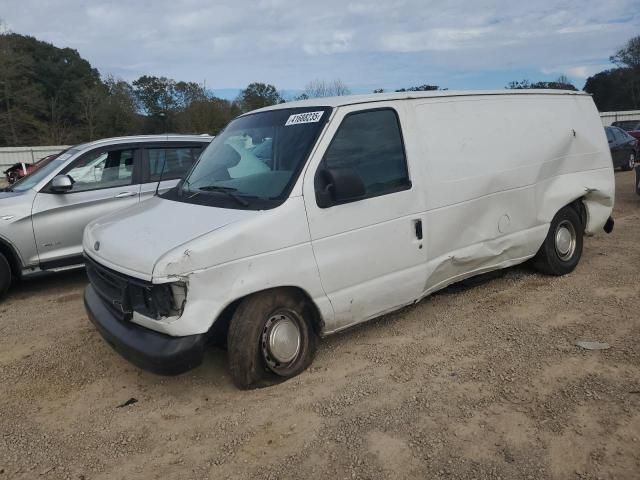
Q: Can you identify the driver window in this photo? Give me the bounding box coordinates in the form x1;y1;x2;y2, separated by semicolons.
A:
65;148;135;192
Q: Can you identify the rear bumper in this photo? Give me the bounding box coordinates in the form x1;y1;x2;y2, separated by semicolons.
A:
84;285;205;375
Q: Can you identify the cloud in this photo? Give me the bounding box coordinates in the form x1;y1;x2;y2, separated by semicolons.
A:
542;64;612;79
381;27;499;52
303;32;354;55
1;0;638;90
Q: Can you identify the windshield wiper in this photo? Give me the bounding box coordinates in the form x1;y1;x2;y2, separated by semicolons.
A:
197;185;249;207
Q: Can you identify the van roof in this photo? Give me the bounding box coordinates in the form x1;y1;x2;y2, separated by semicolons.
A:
251;89;589;114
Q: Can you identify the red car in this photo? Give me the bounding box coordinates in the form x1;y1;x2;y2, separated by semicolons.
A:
611;120;640;141
3;152;64;184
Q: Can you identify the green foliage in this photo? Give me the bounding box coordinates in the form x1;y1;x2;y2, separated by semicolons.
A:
610;35;640;69
0;32;243;146
584;68;640;111
0;32;100;145
236;82;283;112
506;78;577;91
585;35;640;111
395;85;440;92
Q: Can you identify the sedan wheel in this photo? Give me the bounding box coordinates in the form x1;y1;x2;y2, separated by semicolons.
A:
622;152;636;171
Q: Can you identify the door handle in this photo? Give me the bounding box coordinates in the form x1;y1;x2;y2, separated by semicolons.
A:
414;219;423;240
115;192;137;198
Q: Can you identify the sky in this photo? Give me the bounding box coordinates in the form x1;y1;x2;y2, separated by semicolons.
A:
2;0;639;99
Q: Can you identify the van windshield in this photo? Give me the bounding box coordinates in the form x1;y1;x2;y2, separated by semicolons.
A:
169;107;331;209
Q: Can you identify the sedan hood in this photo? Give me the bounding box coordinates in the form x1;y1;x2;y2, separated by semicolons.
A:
84;196;258;280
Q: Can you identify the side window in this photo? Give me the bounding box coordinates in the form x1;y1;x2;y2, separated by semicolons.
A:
615;128;631;141
611;128;620;141
65;148;135;192
322;109;410;198
148;146;198;181
605;128;614;142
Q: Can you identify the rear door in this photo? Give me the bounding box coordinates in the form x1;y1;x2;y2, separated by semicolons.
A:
31;145;142;267
139;143;206;201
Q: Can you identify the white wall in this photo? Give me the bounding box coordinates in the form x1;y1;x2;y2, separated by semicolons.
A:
0;146;70;168
600;110;640;126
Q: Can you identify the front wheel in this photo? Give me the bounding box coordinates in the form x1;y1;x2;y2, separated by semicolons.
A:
621;152;636;171
227;289;318;389
0;253;12;299
532;206;584;276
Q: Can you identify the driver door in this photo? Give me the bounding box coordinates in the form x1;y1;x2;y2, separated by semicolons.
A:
31;145;142;267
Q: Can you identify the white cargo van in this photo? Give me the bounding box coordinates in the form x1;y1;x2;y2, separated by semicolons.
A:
83;90;614;389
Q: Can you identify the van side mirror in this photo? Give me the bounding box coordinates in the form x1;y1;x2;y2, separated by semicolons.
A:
50;174;73;193
315;167;366;208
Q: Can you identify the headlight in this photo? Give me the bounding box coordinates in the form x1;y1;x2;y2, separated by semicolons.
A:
129;282;187;319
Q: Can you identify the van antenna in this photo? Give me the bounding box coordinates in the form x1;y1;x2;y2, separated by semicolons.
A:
154;154;167;196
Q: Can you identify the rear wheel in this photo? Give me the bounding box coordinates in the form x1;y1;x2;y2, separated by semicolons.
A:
532;206;583;276
227;289;318;389
0;253;12;299
622;152;636;171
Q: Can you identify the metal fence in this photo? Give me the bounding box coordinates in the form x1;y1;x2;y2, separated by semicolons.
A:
0;146;70;168
600;110;640;126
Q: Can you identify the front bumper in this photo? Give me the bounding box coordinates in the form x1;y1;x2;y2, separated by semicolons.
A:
84;285;205;375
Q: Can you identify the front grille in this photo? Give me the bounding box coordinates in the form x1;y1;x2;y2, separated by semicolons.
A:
85;255;138;321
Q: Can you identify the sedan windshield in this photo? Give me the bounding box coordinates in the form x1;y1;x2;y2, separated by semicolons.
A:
171;107;331;209
10;149;79;192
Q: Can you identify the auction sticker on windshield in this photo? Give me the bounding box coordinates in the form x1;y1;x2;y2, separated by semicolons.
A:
285;111;324;126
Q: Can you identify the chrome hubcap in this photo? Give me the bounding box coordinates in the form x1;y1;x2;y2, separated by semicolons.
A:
555;220;576;261
262;312;301;371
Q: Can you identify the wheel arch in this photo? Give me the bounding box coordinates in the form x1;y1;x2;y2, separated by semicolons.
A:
0;236;23;279
208;285;326;344
537;172;614;237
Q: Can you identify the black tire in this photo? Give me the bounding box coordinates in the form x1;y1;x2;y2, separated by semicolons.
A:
0;253;12;299
227;289;318;389
532;206;584;276
621;151;635;171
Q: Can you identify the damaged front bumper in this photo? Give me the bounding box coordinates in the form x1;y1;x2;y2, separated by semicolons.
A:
84;285;205;375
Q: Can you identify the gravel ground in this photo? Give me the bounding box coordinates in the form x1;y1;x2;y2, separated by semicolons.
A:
0;170;639;480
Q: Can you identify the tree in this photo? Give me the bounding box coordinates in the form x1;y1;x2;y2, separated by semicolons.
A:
80;85;107;141
0;32;101;146
373;88;385;93
177;97;240;135
236;82;282;112
584;68;640;111
584;35;640;111
95;76;140;138
506;77;577;91
132;75;178;120
610;35;640;68
299;79;351;99
395;84;440;92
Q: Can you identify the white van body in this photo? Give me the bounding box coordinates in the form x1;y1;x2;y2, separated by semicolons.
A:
83;90;614;382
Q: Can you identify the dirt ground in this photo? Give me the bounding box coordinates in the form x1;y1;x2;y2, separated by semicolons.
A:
1;171;639;480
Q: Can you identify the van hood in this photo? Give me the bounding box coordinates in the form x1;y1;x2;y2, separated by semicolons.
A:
84;196;258;280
